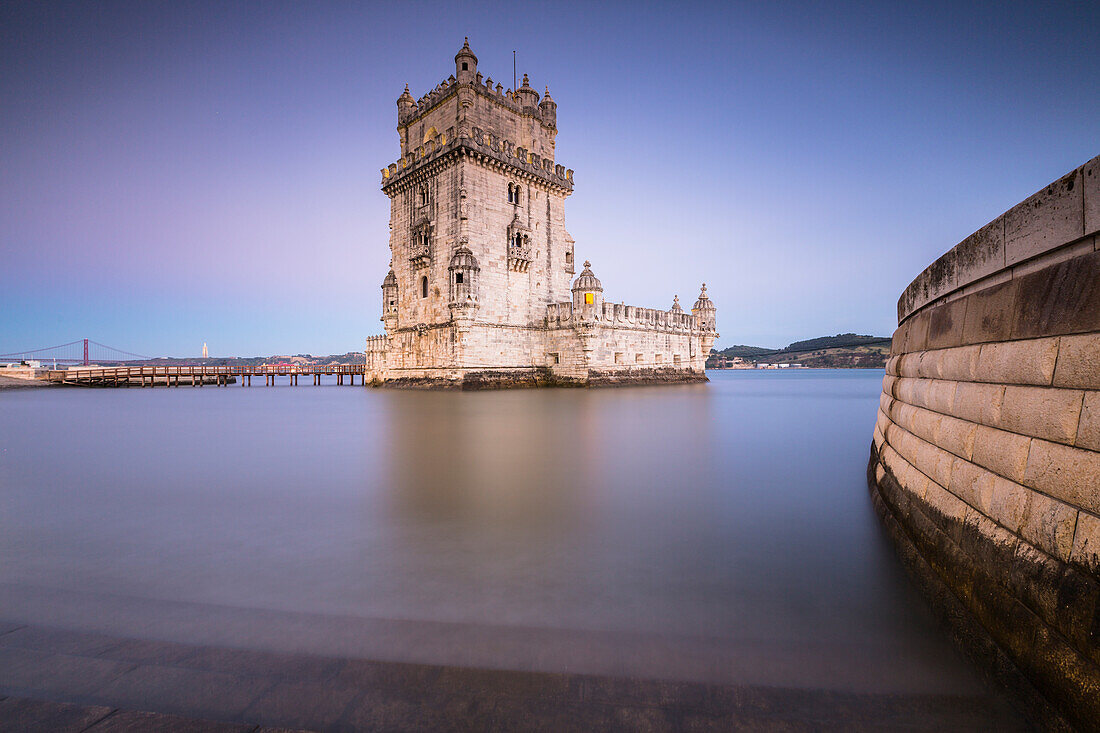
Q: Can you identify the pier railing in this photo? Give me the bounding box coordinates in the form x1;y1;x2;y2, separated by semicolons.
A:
46;364;368;387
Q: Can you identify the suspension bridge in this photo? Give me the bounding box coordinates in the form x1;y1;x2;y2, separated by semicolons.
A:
0;339;151;366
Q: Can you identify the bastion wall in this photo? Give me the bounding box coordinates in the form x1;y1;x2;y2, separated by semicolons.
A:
868;155;1100;728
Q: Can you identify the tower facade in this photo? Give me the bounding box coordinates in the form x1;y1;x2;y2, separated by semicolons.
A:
366;41;716;387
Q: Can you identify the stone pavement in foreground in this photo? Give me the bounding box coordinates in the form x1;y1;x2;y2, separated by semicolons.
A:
0;622;1029;731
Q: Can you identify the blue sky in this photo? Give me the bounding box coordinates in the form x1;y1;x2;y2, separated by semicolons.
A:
2;0;1097;356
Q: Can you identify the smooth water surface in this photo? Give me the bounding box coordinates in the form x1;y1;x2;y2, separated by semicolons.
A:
0;371;990;694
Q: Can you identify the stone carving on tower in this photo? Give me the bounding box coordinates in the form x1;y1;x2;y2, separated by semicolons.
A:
366;40;717;388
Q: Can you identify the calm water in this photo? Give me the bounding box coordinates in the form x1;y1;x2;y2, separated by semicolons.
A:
0;371;991;695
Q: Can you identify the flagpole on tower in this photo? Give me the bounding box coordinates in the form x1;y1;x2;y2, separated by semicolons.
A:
513;50;516;96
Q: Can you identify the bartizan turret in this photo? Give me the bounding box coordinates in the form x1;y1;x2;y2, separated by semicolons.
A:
448;242;480;336
539;87;557;129
454;37;477;83
381;267;398;328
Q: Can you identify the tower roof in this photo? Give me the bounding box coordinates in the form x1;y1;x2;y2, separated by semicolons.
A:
670;295;683;313
692;283;715;312
449;244;480;270
571;261;603;292
455;37;477;65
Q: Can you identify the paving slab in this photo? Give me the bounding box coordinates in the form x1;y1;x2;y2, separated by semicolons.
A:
182;645;343;682
0;625;120;656
85;708;256;732
0;647;135;701
91;664;272;722
241;680;359;731
0;696;113;732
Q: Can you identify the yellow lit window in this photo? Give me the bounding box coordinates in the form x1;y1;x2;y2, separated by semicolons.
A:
584;293;594;305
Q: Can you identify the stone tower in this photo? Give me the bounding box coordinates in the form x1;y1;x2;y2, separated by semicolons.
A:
378;39;576;372
367;40;715;387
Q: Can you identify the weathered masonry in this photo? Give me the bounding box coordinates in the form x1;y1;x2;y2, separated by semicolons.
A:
364;40;717;388
868;155;1100;729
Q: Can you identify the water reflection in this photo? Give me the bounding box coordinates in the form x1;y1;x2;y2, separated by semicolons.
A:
0;373;990;693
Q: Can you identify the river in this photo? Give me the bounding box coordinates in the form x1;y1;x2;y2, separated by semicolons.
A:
0;370;1009;703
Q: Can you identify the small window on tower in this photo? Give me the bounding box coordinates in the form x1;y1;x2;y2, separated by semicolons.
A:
419;186;429;206
455;273;463;284
565;251;573;265
420;276;428;298
462;62;468;71
584;293;594;305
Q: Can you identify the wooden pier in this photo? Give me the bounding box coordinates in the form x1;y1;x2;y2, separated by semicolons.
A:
44;364;368;387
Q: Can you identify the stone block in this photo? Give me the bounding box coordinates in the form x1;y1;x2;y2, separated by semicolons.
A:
890;325;908;358
1023;439;1100;515
1004;167;1084;266
1019;490;1078;561
1011;249;1100;339
935;345;982;381
881;374;898;397
885;354;901;376
905;310;930;353
893;377;924;406
953;215;1006;287
987;474;1031;534
926;298;968;350
937;413;977;459
961;280;1018;345
1070;511;1100;574
905;404;940;444
897;352;922;378
952;381;1005;426
1010;237;1095;277
924;477;971;528
926;379;959;414
998;385;1084;445
975;338;1059;386
898;250;957;325
1052;333;1100;390
1084;155;1100;236
971;424;1032;483
948;457;985;509
1076;391;1100;452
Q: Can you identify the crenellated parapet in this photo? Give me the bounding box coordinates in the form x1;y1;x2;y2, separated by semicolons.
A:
397;71;557;131
545;301;700;333
380;125;573;194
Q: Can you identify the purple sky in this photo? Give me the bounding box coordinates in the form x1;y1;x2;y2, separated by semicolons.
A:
2;1;1097;357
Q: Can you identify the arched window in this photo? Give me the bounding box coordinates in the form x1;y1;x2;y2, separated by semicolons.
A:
507;183;515;204
420;276;428;298
419;185;429;206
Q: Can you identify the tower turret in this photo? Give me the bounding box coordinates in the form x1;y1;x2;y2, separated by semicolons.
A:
571;261;604;314
381;268;398;327
448;244;480;305
539;86;557;128
455;37;478;83
448;243;480;335
670;295;683;314
692;283;717;332
397;84;416;123
516;73;540;112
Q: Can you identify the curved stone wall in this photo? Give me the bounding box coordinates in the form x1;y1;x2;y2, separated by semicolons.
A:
869;155;1100;729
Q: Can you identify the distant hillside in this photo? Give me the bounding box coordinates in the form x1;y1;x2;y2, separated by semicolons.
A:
709;333;891;369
